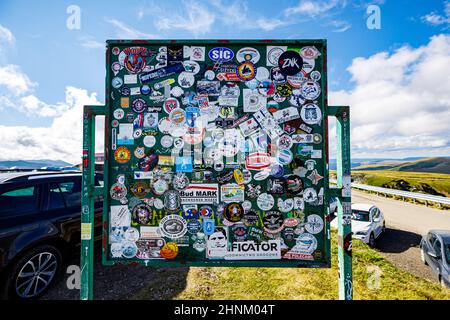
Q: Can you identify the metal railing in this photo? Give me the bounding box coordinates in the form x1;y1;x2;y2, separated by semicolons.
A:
351;182;450;207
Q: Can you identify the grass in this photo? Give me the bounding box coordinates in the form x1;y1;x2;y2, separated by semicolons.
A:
132;230;450;300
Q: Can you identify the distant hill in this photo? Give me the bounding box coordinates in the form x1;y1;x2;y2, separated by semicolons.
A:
0;159;73;169
353;157;450;174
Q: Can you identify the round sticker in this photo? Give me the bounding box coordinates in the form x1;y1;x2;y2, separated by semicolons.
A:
278;51;303;76
160;242;179;259
267;47;285;66
236;47;260;64
300;46;320;60
112;77;123;89
133;129;143;139
121;241;138;258
171;86;184;97
256;67;270;81
132;204;153;225
158;117;172;134
169;108;186;125
163;190;181;213
303;188;318;204
183;60;201;74
131;182;150;198
204;70;215;80
110;183;127;200
257;193;274;210
154;198;164;209
310;70;321;81
178;72;195;88
278;198;294;213
271;67;287;84
245;78;260;90
114;146;131;164
124;53;146;74
302;58;315;74
161;135;174;148
159;215;187;239
263;211;284;234
301;103;322;125
113;108;124;120
258;80;275;97
287;73;305;88
295;233;318;254
277;135;293;150
300;80;321;100
276;149;293;165
132;98;147;113
305;214;324;234
173;173;189;191
286;175;304;194
134;146;146;159
224;203;244;223
141;85;151;95
237;61;256;81
152;179;168;196
143;135;156;148
164;98;179;113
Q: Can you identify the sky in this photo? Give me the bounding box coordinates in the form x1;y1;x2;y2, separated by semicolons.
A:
0;0;449;163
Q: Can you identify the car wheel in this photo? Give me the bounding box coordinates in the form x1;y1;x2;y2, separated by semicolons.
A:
368;233;375;248
382;222;386;233
420;247;428;265
5;245;62;299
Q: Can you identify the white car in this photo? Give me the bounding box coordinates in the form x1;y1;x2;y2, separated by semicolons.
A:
331;203;385;247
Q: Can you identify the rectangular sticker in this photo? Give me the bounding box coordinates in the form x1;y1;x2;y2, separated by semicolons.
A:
81;223;91;240
179;184;219;204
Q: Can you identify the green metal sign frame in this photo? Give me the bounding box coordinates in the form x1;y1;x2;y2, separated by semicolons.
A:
81;39;351;300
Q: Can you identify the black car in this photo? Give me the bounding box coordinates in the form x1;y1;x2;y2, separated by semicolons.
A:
0;171;103;299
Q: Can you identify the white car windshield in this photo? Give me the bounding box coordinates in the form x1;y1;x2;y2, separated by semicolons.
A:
352;210;370;222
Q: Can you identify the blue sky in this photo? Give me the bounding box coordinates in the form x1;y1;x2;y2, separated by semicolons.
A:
0;0;449;162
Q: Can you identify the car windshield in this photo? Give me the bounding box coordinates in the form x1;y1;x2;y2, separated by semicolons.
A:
352;210;370;222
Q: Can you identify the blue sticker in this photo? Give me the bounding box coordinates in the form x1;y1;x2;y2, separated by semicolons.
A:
185;107;200;128
208;47;234;63
183;207;199;220
187;219;202;234
203;219;215;236
176;156;193;172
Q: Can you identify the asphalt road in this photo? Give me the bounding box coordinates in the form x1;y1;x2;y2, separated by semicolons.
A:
352;189;450;283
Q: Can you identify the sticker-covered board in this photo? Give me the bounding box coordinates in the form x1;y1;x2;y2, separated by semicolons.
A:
104;40;330;267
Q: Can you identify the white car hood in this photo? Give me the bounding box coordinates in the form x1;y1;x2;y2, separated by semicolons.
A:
352;220;371;233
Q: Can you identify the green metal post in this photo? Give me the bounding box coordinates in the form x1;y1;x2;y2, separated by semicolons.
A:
328;106;352;300
81;105;105;300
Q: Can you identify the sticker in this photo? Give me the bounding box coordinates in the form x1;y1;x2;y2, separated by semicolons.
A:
283;233;317;259
221;184;245;203
263;211;284;234
132;203;153;225
113;108;125;120
131;182;150;198
273;107;300;123
138;151;158;171
187;220;202;234
286;175;304;194
256;67;270;81
243;89;266;112
209;47;234;63
267;46;287;67
132;98;147;113
224;202;244;223
203;219;215;236
278;51;303;76
112;77;123;89
257;193;274;210
236;47;260;64
297;81;318;101
310;70;321;81
160;242;179;259
190;46;206;61
163;190;181;213
301;103;322;125
142;136;155;148
178;72;195;88
303;188;318;204
302;58;315;74
307;169;323;185
278;135;293;150
300;46;321;60
204;70;215;80
278;198;294;213
271;67;287;84
124;74;138;84
134;146;146;159
267;177;286;195
305;214;324;234
173;173;190;191
110;205;130;226
159;215;187;239
114;146;131;164
276;149;293;165
139;62;184;83
237;61;256;81
179;184;219;205
183;60;201;74
122;241;138;258
197;81;220;96
175;156;193;172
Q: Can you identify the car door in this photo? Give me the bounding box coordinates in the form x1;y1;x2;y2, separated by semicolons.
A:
370;207;382;238
430;237;443;275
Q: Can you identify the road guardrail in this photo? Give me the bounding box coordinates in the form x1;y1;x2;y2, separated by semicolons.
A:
330;179;450;207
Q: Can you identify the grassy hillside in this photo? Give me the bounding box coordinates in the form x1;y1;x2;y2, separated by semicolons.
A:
132;231;450;300
351;170;450;197
353;157;450;174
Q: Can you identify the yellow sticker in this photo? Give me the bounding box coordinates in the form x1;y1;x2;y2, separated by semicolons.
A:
121;97;129;108
81;223;91;240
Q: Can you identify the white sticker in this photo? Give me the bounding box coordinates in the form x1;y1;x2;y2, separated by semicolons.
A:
124;74;138;84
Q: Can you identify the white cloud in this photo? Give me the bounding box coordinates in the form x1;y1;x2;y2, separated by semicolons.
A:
421;1;450;27
78;35;104;50
329;20;351;32
284;0;344;17
210;0;295;31
105;18;158;39
0;86;103;164
329;34;450;157
0;65;36;95
154;1;215;35
0;24;15;52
